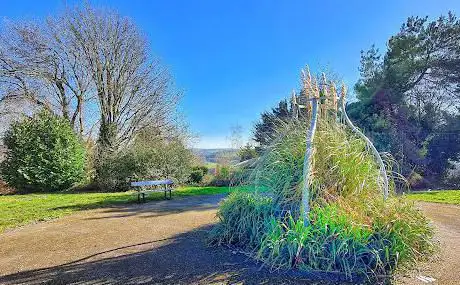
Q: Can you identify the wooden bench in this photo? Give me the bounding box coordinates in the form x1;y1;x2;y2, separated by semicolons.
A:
131;179;174;203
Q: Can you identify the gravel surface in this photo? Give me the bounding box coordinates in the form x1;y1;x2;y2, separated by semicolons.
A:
0;194;323;284
0;195;458;284
397;202;460;285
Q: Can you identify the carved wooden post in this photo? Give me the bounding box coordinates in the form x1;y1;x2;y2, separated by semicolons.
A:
301;75;320;225
321;73;328;119
340;84;389;200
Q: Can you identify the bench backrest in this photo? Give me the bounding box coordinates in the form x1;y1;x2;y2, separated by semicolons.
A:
131;179;174;187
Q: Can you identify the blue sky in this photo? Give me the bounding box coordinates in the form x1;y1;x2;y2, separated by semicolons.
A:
2;0;460;148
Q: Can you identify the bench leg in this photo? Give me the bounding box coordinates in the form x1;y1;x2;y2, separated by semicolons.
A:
169;189;172;199
142;193;146;203
138;193;141;203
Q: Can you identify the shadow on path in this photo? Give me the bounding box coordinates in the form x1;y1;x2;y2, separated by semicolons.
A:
81;194;227;220
0;226;330;285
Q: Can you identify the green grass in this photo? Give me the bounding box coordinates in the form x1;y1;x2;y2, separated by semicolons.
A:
205;162;218;169
406;190;460;205
0;186;241;233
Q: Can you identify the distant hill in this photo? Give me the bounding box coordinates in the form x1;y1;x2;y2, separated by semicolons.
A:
192;148;238;164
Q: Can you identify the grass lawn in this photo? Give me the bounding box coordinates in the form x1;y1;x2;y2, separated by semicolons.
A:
0;186;254;233
406;190;460;205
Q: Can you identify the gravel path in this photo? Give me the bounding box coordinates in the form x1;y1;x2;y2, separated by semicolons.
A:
0;196;458;284
397;202;460;285
0;194;320;284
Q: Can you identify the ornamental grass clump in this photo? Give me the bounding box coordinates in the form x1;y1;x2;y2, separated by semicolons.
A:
210;118;434;282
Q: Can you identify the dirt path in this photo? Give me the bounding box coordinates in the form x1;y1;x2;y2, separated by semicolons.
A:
397;202;460;285
0;196;458;284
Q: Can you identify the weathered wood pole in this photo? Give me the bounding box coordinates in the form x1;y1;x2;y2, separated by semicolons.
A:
301;75;320;225
340;84;389;200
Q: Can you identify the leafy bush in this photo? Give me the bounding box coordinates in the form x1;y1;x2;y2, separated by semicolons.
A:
95;134;193;191
1;111;86;192
189;166;208;184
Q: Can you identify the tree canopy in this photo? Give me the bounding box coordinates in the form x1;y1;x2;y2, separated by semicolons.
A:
253;99;292;150
0;5;181;156
348;12;460;187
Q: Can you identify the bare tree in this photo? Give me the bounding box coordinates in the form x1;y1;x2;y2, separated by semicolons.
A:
0;19;92;135
228;124;243;150
62;6;180;155
0;5;180;152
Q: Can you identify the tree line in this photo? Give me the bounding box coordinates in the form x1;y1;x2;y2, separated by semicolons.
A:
252;12;460;188
0;5;190;192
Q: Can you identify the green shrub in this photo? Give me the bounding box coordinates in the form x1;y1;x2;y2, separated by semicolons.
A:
94;150;141;191
95;134;193;191
189;166;208;184
1;110;86;192
209;165;232;186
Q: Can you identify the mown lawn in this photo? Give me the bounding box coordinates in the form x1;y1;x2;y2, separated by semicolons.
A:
406;190;460;205
0;186;250;233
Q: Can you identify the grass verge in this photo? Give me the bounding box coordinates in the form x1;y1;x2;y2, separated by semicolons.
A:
406;190;460;205
0;186;240;233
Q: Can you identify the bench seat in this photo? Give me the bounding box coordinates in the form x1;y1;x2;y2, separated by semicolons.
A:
131;179;174;202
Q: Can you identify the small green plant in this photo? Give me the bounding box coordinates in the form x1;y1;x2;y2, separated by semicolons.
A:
1;110;86;192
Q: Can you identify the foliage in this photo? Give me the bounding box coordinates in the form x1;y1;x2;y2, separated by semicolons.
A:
189;166;208;184
209;192;274;249
407;190;460;205
209;165;232;186
238;143;258;162
95;131;193;191
0;179;15;195
348;12;460;186
257;199;433;278
210;119;434;281
253;100;292;151
0;5;180;156
0;186;244;233
0;111;85;192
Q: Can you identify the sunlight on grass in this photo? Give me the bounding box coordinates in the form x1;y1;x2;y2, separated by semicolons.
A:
0;186;247;233
406;190;460;205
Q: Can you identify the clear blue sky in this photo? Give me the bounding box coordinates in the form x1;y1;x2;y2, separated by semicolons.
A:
2;1;459;148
